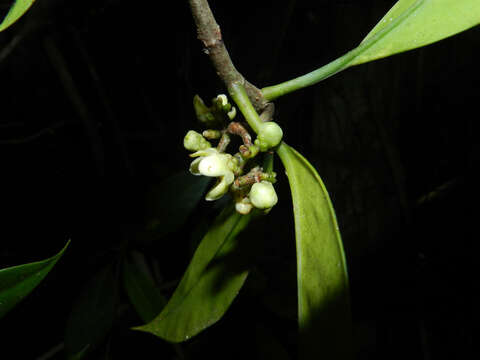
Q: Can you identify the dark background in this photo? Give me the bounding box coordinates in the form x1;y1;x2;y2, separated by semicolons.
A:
1;0;478;359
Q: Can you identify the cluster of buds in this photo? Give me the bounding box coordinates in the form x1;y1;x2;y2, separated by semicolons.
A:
183;94;282;215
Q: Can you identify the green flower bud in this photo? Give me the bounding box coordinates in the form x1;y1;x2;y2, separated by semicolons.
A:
227;106;237;120
193;95;216;125
202;129;223;139
249;181;278;209
255;122;283;151
184;130;212;151
216;94;228;106
239;144;259;159
235;197;253;215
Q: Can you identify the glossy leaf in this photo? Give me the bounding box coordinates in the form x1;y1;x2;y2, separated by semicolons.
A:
261;0;480;100
0;0;36;32
65;264;118;359
140;171;210;242
352;0;480;65
276;143;351;359
123;258;167;323
0;240;69;319
135;205;253;342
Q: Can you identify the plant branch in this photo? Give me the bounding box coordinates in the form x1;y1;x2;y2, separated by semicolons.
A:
228;82;263;134
260;0;427;101
261;49;360;101
188;0;269;112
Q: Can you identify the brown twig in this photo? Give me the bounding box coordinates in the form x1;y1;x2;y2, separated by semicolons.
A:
227;122;252;146
188;0;270;113
259;102;275;122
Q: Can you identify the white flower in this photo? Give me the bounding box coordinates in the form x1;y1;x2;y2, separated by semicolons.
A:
249;181;278;209
189;148;235;201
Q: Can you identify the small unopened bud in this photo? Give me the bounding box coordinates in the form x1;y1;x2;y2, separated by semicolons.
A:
249;181;278;209
216;94;228;106
202;129;223;139
235;197;253;215
184;130;212;151
193;95;215;125
255;122;283;151
239;144;259;159
227;107;237;120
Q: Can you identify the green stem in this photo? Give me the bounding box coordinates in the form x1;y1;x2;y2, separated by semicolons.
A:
261;0;424;101
261;49;360;101
228;82;263;134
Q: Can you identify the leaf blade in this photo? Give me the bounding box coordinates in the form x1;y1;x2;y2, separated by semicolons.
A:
276;143;351;359
0;240;70;319
140;171;211;242
352;0;480;65
135;206;253;342
0;0;36;32
64;264;118;359
262;0;480;100
123;258;167;323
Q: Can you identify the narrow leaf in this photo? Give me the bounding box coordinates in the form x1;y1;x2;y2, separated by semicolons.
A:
0;0;36;32
135;205;253;342
262;0;480;100
123;258;167;323
65;264;118;359
276;143;351;359
0;240;70;319
353;0;480;65
141;171;210;241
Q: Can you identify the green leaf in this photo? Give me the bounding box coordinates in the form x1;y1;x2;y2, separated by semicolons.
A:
0;240;70;319
135;205;253;342
261;0;480;100
276;143;351;359
0;0;36;32
140;171;211;242
123;258;167;323
351;0;480;65
65;264;118;359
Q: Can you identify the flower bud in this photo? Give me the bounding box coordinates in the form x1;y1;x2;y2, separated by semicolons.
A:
193;95;215;125
249;181;278;209
202;129;222;139
216;94;228;106
227;106;237;120
184;130;211;151
255;122;283;151
235;197;253;215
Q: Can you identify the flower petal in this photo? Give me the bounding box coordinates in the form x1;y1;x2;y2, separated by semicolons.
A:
198;154;231;177
189;157;203;175
205;176;230;201
190;148;218;158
